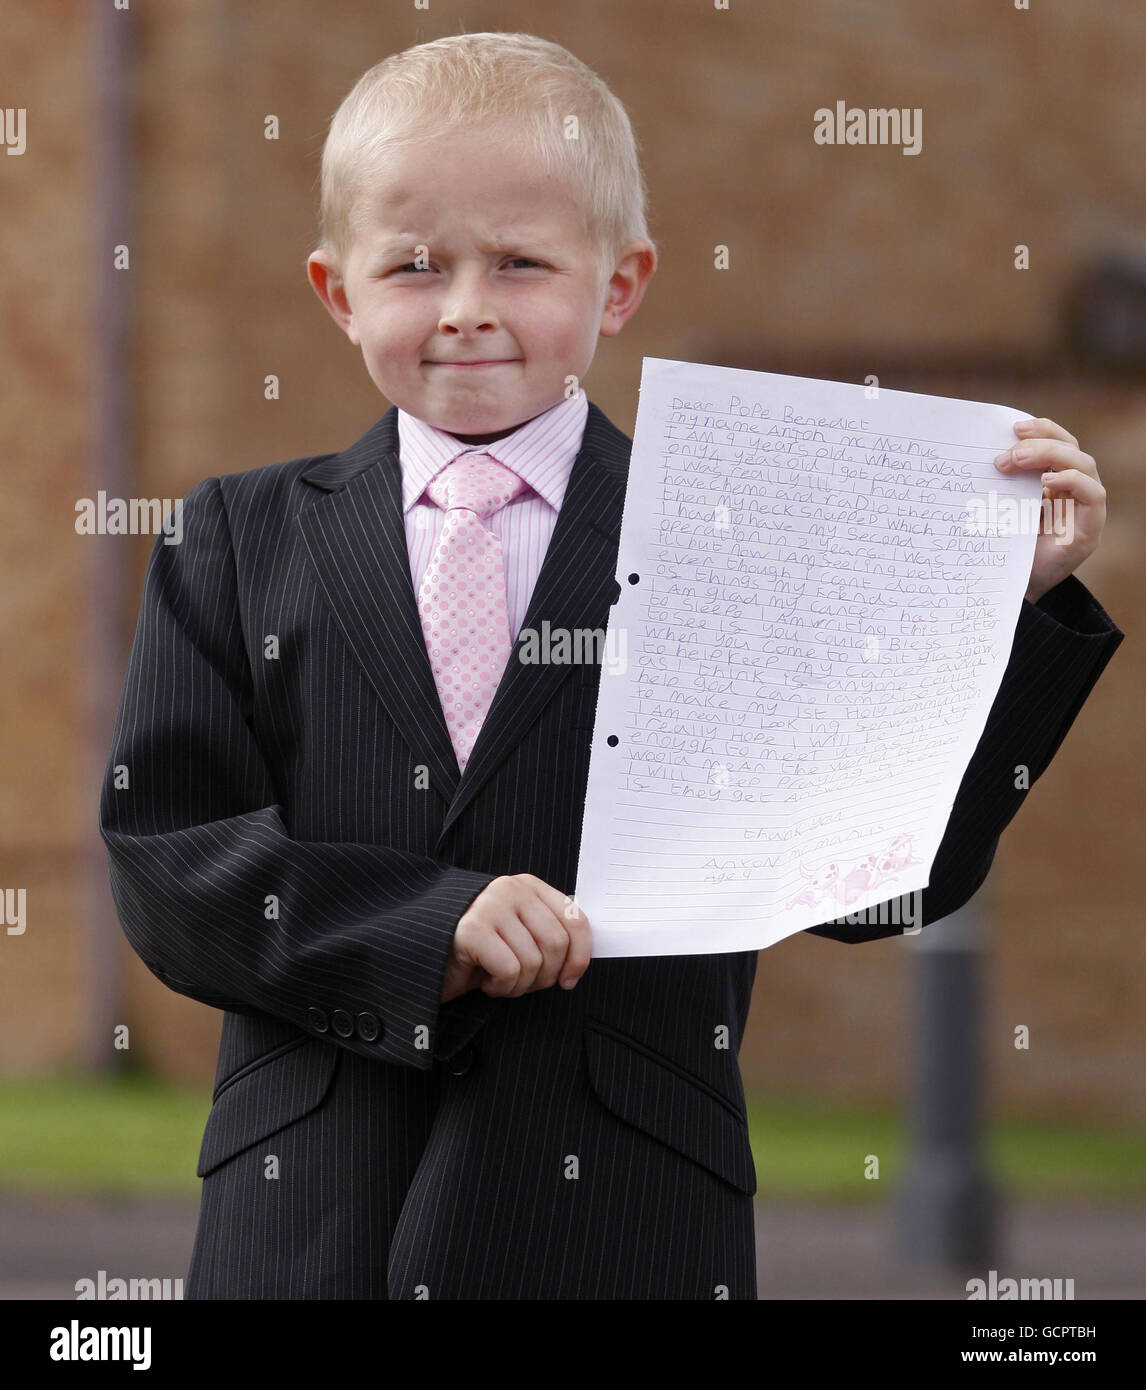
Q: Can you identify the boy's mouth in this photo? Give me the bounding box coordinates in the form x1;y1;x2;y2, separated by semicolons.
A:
426;359;521;369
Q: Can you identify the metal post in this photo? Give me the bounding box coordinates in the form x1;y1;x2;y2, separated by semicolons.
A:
82;0;136;1074
897;896;998;1269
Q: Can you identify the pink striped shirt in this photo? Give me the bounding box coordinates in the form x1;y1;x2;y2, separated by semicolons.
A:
396;390;590;641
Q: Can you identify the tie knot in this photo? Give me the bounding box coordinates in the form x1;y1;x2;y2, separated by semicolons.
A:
424;453;527;520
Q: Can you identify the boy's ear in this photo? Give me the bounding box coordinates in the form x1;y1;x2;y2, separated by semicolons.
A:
598;241;657;339
307;250;360;345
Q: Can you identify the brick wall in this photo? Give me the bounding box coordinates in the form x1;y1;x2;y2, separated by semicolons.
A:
1;0;1141;1121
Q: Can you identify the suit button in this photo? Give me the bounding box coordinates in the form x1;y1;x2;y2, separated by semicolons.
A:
447;1044;475;1076
307;1007;329;1034
331;1008;354;1038
355;1011;382;1042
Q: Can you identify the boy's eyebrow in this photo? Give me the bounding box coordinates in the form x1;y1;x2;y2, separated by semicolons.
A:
480;234;563;255
370;234;565;260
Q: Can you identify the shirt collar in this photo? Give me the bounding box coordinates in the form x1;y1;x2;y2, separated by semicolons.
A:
397;389;589;514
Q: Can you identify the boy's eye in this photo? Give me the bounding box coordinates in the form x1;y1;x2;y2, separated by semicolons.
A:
389;257;544;274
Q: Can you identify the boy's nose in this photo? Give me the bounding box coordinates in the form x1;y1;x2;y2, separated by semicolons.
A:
438;303;500;334
438;271;500;333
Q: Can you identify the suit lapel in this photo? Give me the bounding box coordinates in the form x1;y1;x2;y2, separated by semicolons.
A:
296;401;631;828
296;411;462;803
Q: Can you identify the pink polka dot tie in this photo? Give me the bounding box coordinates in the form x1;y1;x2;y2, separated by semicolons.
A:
417;453;528;772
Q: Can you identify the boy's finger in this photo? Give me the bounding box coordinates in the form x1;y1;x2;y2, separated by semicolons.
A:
468;930;524;995
1014;416;1079;450
559;917;593;987
995;438;1097;478
533;895;591;987
491;916;546;995
514;899;572;991
525;881;593;987
531;878;592;930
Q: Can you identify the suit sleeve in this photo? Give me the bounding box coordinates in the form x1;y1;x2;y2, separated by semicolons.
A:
99;475;499;1069
804;573;1125;944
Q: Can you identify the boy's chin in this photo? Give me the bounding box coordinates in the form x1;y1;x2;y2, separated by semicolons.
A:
419;402;538;441
444;421;522;444
388;380;568;439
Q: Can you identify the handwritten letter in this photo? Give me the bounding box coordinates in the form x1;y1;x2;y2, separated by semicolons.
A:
575;357;1043;957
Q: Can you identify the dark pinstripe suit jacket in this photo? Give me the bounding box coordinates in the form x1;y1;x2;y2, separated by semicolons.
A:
100;400;1123;1299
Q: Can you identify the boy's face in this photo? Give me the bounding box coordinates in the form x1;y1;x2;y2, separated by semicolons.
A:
307;124;656;443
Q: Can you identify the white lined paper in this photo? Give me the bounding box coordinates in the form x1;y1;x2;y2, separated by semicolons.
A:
575;357;1043;957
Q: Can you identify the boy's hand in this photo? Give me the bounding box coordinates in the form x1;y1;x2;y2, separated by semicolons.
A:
994;417;1107;604
439;874;592;1003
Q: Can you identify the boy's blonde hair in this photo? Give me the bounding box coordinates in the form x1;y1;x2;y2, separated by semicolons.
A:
314;31;655;288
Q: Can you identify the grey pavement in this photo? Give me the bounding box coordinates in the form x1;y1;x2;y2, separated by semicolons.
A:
754;1201;1145;1299
0;1194;1142;1299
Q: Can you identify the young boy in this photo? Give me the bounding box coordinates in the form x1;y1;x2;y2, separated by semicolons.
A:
101;33;1123;1300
